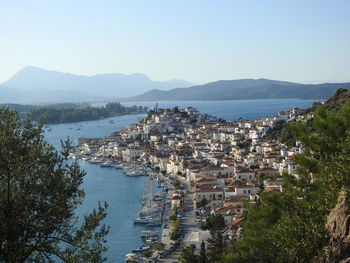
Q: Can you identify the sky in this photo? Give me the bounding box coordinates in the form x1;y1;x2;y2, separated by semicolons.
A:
1;0;350;84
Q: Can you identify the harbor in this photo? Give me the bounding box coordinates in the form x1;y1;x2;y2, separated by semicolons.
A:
42;99;315;263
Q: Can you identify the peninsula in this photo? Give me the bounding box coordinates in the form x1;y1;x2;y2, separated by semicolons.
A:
71;102;316;262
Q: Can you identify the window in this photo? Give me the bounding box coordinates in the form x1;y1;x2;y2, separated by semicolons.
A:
239;175;241;179
248;190;251;194
243;190;246;194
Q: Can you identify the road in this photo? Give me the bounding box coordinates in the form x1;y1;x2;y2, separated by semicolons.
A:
158;178;198;263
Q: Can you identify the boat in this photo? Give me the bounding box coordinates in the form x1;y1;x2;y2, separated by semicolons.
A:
68;153;77;159
133;217;155;224
125;253;137;262
132;246;150;253
141;231;159;238
147;222;162;227
100;161;114;167
144;236;158;243
124;169;148;177
89;158;103;164
114;164;124;169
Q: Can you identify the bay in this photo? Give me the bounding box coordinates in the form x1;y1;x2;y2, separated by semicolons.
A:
43;99;315;262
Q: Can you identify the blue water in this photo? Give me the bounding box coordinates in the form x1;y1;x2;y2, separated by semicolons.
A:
123;99;317;121
43;99;315;262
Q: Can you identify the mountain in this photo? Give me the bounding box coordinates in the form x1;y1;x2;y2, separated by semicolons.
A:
0;66;192;104
126;78;350;101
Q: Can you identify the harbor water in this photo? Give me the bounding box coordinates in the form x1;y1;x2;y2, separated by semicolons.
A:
43;99;315;262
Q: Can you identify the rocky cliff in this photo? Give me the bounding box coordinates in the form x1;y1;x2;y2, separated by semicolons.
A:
316;189;350;263
323;88;350;111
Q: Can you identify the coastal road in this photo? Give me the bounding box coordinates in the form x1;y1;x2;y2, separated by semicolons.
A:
159;178;197;262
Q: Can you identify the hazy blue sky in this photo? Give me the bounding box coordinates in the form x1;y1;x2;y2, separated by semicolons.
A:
1;0;349;84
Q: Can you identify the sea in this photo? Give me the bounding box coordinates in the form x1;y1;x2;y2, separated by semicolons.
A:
43;99;316;262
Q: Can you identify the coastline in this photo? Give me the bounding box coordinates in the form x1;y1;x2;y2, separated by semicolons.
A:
44;99;316;262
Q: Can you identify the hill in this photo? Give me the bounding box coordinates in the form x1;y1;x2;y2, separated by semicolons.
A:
126;78;350;101
0;66;192;104
322;88;350;111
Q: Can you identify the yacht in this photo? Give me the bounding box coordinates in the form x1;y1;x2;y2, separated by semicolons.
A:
133;217;155;224
100;161;113;167
146;221;162;227
132;246;150;253
141;231;158;238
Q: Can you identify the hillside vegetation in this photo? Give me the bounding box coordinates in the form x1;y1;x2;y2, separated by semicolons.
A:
220;89;350;262
28;102;148;124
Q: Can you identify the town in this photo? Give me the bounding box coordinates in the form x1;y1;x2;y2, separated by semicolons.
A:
71;104;311;262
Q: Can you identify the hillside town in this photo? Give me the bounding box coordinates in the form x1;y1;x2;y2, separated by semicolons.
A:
72;104;311;261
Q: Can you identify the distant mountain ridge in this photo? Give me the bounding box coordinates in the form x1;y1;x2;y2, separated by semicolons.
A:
1;67;350;104
125;79;350;101
0;66;192;104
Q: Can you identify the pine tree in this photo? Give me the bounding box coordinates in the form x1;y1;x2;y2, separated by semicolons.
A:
0;108;109;263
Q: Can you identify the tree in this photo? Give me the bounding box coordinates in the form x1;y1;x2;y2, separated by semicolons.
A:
0;108;109;263
226;103;350;262
198;241;208;263
170;221;181;242
151;242;165;251
207;230;226;263
172;180;182;189
143;249;153;259
196;198;210;209
201;214;226;231
179;244;198;263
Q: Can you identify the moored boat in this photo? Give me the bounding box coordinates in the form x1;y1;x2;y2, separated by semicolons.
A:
132;246;150;253
133;217;155;224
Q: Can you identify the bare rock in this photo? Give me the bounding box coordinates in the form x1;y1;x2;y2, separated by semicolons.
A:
316;189;350;263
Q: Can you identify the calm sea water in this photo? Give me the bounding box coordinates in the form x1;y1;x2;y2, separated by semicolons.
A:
44;99;315;262
122;99;317;121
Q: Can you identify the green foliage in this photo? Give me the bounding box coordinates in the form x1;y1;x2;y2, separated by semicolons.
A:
172;180;182;189
182;160;189;169
196;198;210;208
201;214;226;231
199;241;208;263
207;230;226;262
143;249;153;258
169;214;177;221
266;120;298;147
170;222;181;241
179;244;199;263
29;102;148;124
151;242;166;251
0;108;109;262
228;103;350;262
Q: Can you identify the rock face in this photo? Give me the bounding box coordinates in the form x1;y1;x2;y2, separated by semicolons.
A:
316;189;350;263
323;88;350;111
